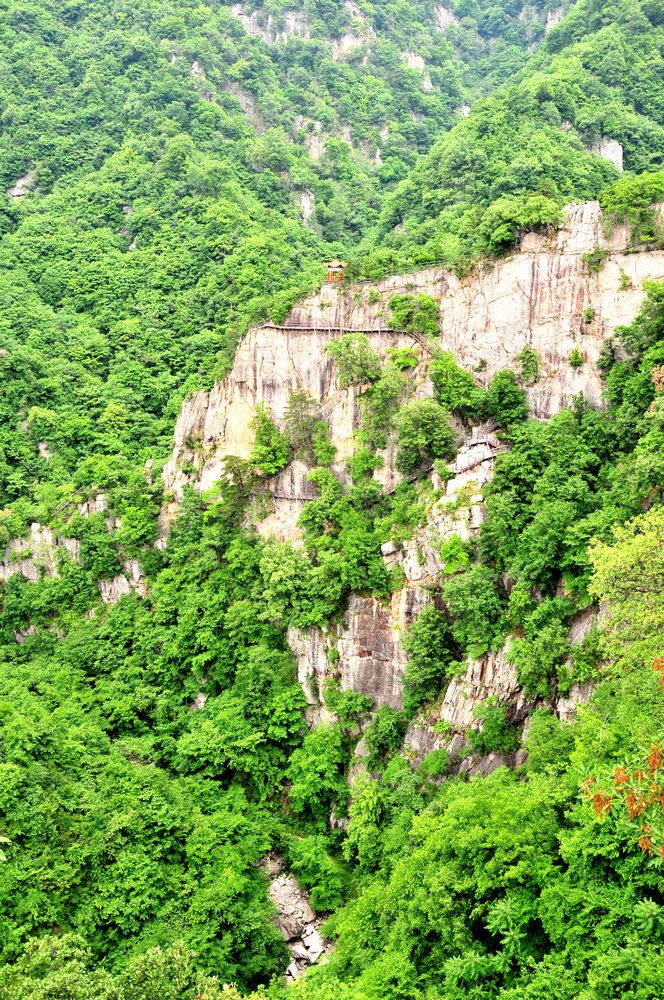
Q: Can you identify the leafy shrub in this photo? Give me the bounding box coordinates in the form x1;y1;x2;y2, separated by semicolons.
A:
364;707;408;770
568;347;583;368
283;389;318;463
467;699;519;755
476;194;563;253
507;621;570;698
394;399;457;475
402;603;456;715
417;748;449;778
562;624;603;689
249;404;290;476
312;420;336;466
388;293;439;336
326;333;381;388
361;362;405;448
438;534;471;575
387;347;418;371
581;245;609;273
600;170;664;243
286;835;349;911
429;352;481;416
347;447;384;485
486;369;529;428
524;708;575;775
324;686;373;726
443;565;506;658
516;344;540;385
287;725;349;822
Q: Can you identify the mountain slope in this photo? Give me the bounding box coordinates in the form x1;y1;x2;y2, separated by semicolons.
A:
2;0;664;998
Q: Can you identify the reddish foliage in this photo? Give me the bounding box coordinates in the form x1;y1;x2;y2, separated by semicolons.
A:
614;766;629;788
624;790;645;820
584;674;664;859
592;793;613;817
651;365;664;391
639;829;655;857
648;745;663;776
655;657;664;688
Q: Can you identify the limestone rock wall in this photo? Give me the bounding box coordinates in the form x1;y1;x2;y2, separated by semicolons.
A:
403;606;601;774
0;523;80;584
289;588;430;722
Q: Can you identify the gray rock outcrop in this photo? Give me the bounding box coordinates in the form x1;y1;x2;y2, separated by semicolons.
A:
265;860;332;981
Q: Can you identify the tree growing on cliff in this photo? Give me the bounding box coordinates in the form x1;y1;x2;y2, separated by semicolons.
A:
402;603;457;714
283;389;318;464
388;293;439;338
249;405;290;476
486;369;529;428
325;334;381;388
394;399;457;475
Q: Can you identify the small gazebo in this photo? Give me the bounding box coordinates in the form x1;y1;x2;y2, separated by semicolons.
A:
324;257;347;283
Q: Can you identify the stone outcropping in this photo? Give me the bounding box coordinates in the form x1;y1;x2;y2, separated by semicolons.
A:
0;502;147;611
290;588;430;722
7;172;34;200
403;606;601;772
164;202;664;518
0;523;79;584
230;4;311;45
264;856;332;982
591;136;624;172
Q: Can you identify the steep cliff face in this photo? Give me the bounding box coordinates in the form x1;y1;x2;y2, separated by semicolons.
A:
289;588;431;723
162;201;664;738
164;202;664;505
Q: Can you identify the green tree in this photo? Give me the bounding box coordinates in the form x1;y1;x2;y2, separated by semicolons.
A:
249;405;290;476
394;399;457;475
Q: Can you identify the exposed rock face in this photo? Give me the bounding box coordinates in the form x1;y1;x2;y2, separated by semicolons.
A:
230;4;311;44
403;51;425;70
290;588;430;722
435;5;459;30
382;424;501;585
440;644;526;731
286;423;499;722
265;858;332;981
403;609;599;770
0;523;79;584
545;5;566;31
591;136;624;172
7;172;34;200
164;202;664;519
299;190;316;224
0;506;147;609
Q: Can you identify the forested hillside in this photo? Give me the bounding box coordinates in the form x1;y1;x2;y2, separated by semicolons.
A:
2;0;664;998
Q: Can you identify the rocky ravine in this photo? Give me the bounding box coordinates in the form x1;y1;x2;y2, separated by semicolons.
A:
264;855;332;982
162;201;664;743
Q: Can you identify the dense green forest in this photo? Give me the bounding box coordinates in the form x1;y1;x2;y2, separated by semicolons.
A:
2;0;664;997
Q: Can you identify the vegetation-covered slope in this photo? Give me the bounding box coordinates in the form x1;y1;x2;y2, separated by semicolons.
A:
359;0;664;272
2;0;664;998
0;0;575;525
